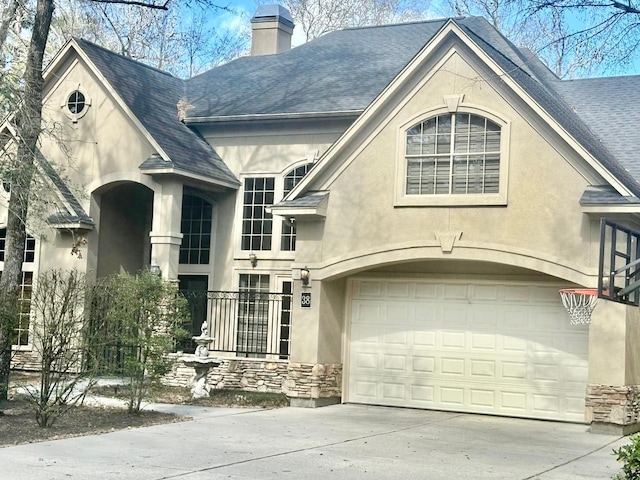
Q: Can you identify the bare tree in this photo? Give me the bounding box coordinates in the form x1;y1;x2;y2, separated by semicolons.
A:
0;0;228;402
278;0;431;42
528;1;640;74
443;0;640;77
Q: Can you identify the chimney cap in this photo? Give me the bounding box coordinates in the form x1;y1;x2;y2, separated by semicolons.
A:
251;4;294;29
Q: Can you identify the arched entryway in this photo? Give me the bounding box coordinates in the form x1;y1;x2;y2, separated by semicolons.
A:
94;182;153;278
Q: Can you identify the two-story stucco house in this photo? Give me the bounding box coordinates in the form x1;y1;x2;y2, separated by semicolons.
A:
5;4;640;434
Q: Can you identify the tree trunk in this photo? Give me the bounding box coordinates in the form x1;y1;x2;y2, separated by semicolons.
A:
0;0;54;401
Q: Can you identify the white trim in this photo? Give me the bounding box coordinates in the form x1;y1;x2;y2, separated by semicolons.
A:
141;166;240;190
581;205;640;213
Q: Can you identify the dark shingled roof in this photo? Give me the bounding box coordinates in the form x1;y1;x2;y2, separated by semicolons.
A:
184;16;640;199
553;76;640;188
274;191;328;208
36;150;94;228
74;39;239;187
185;19;448;117
73;16;640;202
580;186;640;205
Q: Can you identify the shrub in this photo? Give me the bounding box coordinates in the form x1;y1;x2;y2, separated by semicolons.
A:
613;434;640;480
28;269;99;427
92;272;189;413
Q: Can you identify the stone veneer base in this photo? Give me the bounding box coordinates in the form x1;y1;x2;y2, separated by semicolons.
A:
163;355;343;404
289;397;341;408
591;422;640;436
586;384;640;435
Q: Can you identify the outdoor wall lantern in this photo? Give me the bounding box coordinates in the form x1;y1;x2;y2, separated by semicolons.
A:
300;267;310;286
249;253;258;268
150;263;161;276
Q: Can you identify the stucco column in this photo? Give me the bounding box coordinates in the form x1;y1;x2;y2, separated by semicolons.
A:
149;179;183;280
286;274;345;407
587;299;640;434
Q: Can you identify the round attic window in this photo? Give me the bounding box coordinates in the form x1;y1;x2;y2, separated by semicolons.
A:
62;89;91;122
67;91;85;115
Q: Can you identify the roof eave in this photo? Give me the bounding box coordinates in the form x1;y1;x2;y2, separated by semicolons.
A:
140;166;240;189
581;205;640;214
183;110;363;125
48;221;95;231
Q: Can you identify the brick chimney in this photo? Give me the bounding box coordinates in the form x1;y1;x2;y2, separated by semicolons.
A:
250;5;295;56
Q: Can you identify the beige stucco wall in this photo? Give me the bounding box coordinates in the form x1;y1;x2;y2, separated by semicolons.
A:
200;121;348;291
35;54;164;278
285;47;608;367
589;300;640;386
295;51;600;287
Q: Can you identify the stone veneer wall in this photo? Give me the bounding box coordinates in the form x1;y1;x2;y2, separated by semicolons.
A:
11;349;40;371
163;355;343;400
586;384;640;428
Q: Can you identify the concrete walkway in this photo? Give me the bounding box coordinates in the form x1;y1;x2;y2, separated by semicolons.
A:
0;404;629;479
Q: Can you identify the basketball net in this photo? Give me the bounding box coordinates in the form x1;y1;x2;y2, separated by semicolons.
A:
559;288;598;325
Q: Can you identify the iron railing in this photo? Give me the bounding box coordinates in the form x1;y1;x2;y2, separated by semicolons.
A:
179;290;292;359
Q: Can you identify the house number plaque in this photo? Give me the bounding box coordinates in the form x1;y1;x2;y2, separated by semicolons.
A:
301;292;311;308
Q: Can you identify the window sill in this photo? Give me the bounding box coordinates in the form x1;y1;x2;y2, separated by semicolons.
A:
11;345;33;352
394;192;507;207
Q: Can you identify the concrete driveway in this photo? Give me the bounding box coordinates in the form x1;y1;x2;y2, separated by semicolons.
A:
0;404;629;479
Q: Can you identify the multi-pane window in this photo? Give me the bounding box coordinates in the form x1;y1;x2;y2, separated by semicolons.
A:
281;163;312;251
180;195;212;264
241;177;275;251
406;113;501;195
278;281;292;359
237;274;270;357
0;228;36;262
0;229;36;346
14;272;33;346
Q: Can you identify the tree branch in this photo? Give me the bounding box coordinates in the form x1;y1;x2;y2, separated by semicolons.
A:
88;0;171;11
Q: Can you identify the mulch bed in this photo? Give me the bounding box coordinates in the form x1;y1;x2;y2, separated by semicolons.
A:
0;397;184;448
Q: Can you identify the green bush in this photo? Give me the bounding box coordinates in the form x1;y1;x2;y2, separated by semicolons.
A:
614;434;640;480
92;272;189;413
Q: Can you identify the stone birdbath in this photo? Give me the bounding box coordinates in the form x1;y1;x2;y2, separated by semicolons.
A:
182;321;221;399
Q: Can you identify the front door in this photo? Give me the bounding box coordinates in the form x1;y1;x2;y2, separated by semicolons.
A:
178;275;208;353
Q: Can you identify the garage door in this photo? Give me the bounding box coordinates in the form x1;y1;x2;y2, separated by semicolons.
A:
347;279;589;422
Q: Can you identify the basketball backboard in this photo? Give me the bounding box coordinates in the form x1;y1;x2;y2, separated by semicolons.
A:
598;219;640;306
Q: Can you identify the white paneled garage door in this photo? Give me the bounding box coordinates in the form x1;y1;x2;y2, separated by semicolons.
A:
347;279;589;422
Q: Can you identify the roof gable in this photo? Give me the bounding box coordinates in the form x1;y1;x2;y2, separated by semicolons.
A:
67;39;239;188
277;17;640;204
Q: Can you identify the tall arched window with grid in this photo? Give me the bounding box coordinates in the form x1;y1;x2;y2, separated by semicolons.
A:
179;195;213;264
281;163;312;251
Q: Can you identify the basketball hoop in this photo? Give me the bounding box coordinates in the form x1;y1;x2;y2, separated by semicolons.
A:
559;288;598;325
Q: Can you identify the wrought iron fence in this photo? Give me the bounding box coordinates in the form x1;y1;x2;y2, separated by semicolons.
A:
179;290;292;359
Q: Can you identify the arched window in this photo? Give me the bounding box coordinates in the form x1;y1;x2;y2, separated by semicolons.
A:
281;163;312;251
180;195;212;264
405;113;501;195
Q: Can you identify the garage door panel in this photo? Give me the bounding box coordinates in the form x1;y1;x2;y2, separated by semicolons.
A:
348;279;588;422
415;283;438;298
470;359;496;377
412;356;436;373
